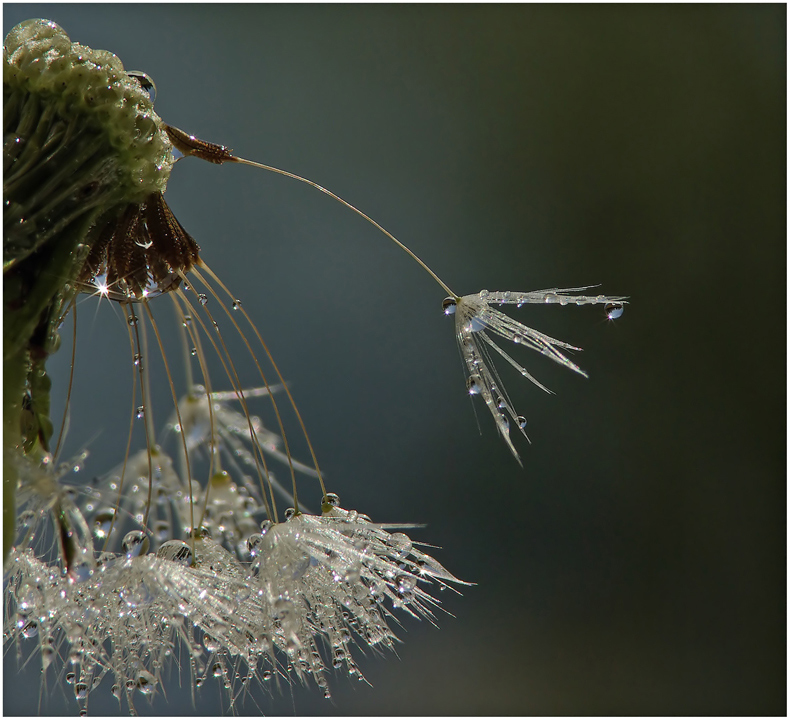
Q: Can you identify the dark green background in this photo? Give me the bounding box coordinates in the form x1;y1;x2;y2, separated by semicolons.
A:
4;4;785;716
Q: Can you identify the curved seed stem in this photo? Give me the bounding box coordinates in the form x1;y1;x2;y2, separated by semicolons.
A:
230;155;459;300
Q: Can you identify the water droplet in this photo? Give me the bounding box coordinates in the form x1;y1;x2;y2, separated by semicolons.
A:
397;574;417;592
92;508;116;539
182;315;192;327
127;314;138;326
344;564;361;583
122;530;150;558
466;374;482;395
198;294;208;305
66;672;76;684
605;302;624;320
137;670;155;694
212;663;223;677
496;398;506;410
388;532;412;559
156;539;192;565
79;710;88;717
203;634;220;653
260;519;272;535
262;671;273;681
479;289;490;299
247;534;263;557
284;508;296;521
111;684;121;699
274;597;293;619
16;582;41;611
191;525;211;539
323;492;340;508
74;682;88;699
22;620;38;638
190;346;197;356
232;300;241;310
153;520;170;542
442;297;457;315
543;292;558;303
517;415;527;430
133;353;142;367
136;406;145;419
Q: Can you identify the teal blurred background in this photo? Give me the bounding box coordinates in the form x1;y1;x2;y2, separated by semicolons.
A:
4;4;785;716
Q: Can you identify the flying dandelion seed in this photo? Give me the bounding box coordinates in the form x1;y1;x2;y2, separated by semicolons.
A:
443;288;628;462
4;14;625;717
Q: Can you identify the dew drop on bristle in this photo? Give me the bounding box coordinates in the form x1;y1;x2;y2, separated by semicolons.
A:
198;294;208;305
154;520;170;542
232;300;241;310
137;670;155;694
41;644;55;669
156;540;192;565
74;682;88;699
388;532;412;559
133;353;142;367
191;347;197;356
323;492;340;508
247;534;263;557
128;314;138;326
203;634;220;652
122;530;150;557
466;316;486;333
136;406;145;419
518;415;527;430
93;508;116;538
466;374;482;395
182;315;192;327
442;297;457;315
605;302;624;320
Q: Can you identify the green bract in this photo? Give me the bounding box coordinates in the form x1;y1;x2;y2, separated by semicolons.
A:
4;19;173;197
